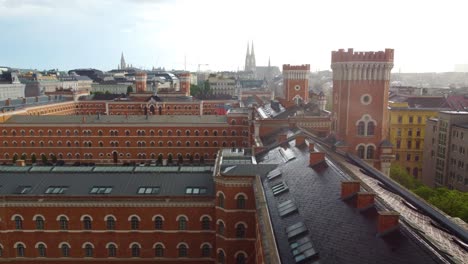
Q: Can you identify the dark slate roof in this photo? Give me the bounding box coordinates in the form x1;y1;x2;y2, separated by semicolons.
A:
256;141;442;264
0;168;214;197
405;96;450;108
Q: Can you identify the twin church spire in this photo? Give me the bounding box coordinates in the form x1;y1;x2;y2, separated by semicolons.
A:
244;41;256;72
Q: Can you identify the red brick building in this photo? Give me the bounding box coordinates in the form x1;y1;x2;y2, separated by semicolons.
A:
1;109;253;165
279;64;310;108
331;48;394;174
0;149;276;263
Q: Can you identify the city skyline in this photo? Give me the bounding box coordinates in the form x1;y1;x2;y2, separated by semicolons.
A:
1;0;467;72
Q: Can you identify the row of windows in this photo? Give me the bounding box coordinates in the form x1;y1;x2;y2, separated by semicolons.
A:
4;152;222;161
7;242;247;262
3;140;247;148
2;128;248;137
12;215;248;234
396;128;422;137
395;140;421;150
395;153;420;162
356;121;375;136
396;115;426;124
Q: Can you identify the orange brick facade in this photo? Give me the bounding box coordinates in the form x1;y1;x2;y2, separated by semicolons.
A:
281;64;310;108
0;173;261;263
331;48;394;170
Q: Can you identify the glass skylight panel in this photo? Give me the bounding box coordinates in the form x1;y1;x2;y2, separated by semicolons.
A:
137;187;160;194
185;187;207;195
89;186;113;194
15;185;32;194
45;186;68;194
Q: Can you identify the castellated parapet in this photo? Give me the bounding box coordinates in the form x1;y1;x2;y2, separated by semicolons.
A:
331;48;394;63
283;64;310;80
331;49;394;81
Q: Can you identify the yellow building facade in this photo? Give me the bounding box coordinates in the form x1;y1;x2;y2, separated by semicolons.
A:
389;102;441;180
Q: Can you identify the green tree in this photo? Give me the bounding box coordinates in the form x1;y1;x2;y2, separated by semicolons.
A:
12;154;18;163
167;154;173;164
178;155;183;165
413;185;436;200
21;153;27;160
157;154;163;165
189;154;194;164
31;154;37;164
390;165;421;190
127;85;134;94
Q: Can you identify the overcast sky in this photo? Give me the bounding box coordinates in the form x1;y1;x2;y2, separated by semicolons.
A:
0;0;466;73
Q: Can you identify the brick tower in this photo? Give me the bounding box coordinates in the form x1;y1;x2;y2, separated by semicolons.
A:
331;48;394;174
135;72;147;93
178;72;191;96
282;64;310;108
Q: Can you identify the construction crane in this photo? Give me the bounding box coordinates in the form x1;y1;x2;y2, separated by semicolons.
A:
197;64;209;73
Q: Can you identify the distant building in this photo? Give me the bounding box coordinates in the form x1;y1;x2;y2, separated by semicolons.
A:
207;74;238;97
0;71;25;100
422;111;468;192
388;97;450;180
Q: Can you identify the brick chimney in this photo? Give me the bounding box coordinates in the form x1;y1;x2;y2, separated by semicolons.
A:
308;142;315;152
341;181;360;199
309;152;325;166
377;211;400;236
295;134;306;146
356;192;375;211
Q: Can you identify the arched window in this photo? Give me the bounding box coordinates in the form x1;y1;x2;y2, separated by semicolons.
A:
131;243;140;257
366;145;375;159
201;216;211;230
61;243;70;257
201;244;211;257
236;253;247;264
218;193;225;208
130;216;140;230
178;244;188;257
37;243;46;257
218;221;225;235
16;243;25;257
367;122;375;136
35;216;45;230
357;145;365;159
218;250;226;264
413;167;419;177
59;216;68;230
357;121;365;136
178;216;187;230
155;244;164;257
107;244;117;257
83;216;92;230
236;194;246;209
106;216;116;230
14;216;23;230
84;244;93;257
154;216;163;230
236;223;246;238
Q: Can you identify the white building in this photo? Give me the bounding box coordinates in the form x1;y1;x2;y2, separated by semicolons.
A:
0;72;25;100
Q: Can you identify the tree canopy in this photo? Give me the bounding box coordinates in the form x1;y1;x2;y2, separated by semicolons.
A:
390;164;468;222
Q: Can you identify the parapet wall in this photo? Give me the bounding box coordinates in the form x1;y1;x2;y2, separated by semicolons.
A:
283;64;310;71
332;48;394;63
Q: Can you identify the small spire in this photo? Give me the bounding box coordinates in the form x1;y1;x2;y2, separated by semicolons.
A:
251;41;255;56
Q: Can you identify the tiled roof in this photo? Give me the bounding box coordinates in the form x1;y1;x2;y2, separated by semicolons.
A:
0;167;214;197
256;140;443;264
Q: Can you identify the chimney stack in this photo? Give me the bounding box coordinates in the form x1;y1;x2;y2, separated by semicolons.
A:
309;152;326;167
356;192;375;211
377;211;400;236
308;142;315;152
341;181;360;199
295;134;306;146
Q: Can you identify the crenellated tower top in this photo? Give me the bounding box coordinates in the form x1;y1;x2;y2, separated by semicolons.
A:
283;64;310;71
331;48;394;63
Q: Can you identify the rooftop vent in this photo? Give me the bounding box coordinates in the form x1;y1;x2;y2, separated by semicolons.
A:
278;200;298;217
286;222;308;240
271;181;289;196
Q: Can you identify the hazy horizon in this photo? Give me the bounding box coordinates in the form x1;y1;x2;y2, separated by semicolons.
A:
1;0;467;73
